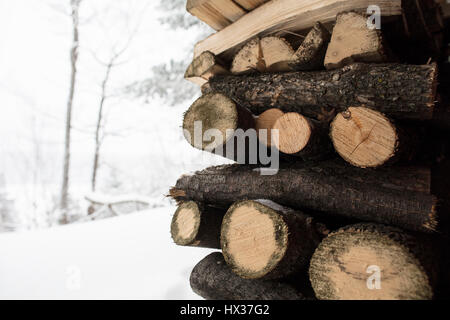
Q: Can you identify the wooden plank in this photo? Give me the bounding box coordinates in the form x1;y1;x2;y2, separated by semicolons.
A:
187;0;246;31
194;0;402;58
234;0;269;11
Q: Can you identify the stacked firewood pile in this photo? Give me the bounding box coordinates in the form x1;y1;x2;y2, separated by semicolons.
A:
169;0;450;300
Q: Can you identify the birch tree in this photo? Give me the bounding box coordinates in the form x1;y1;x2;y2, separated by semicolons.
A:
60;0;82;222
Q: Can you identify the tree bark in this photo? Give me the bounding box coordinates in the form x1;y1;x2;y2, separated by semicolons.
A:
91;61;113;192
190;252;312;300
60;0;82;221
289;22;331;71
221;200;327;280
170;160;441;233
309;223;441;300
203;63;438;122
171;201;224;249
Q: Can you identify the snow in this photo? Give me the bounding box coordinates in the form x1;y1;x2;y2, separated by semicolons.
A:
0;0;223;299
0;206;215;299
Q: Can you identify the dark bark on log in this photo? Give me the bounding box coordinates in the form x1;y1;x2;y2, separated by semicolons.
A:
289;22;331;71
221;200;327;280
203;63;438;122
171;201;224;249
190;252;312;300
170;160;442;233
309;223;441;300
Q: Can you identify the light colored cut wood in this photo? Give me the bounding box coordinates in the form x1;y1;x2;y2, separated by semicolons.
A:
255;108;284;146
231;36;294;74
223;202;285;274
324;11;388;70
231;38;265;74
272;113;312;154
309;224;436;300
234;0;268;11
185;51;229;86
260;36;294;72
330;106;398;168
221;199;326;279
174;207;198;240
171;201;200;245
193;0;402;59
187;0;246;31
183;93;239;150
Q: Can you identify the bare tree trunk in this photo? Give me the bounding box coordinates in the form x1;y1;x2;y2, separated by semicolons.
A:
60;0;81;222
91;61;113;192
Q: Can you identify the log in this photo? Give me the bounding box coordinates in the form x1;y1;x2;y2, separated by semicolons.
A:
170;201;224;249
186;0;246;31
183;93;299;165
184;51;229;86
309;223;440;300
255;108;284;147
190;252;311;300
182;93;254;155
272;112;332;160
230;36;294;74
193;0;402;59
289;22;331;71
234;0;268;11
324;11;389;70
220;200;327;279
230;38;266;74
260;36;294;72
330;107;418;168
203;63;438;122
170;160;441;233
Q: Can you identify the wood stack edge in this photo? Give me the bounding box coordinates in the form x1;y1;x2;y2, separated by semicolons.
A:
169;0;450;300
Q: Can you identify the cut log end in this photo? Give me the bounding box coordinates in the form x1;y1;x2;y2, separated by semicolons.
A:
184;51;229;85
183;93;238;150
309;223;436;300
221;200;288;279
325;11;388;70
231;38;265;74
272;112;312;154
255;108;284;146
330;107;399;168
171;201;201;246
231;36;294;74
260;36;294;72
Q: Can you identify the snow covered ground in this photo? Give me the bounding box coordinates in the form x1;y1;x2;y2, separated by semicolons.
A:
0;206;215;299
